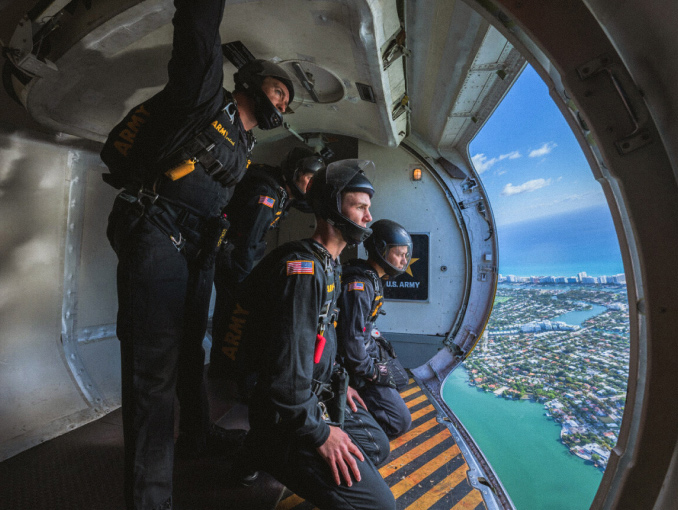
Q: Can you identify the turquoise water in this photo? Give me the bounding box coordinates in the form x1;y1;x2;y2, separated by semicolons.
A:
443;368;603;510
551;304;607;326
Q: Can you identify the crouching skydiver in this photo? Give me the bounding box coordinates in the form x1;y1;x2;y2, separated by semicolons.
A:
100;0;294;508
209;147;324;380
222;161;396;509
337;219;413;438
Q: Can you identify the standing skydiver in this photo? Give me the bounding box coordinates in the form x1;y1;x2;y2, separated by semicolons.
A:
101;1;294;508
209;147;324;380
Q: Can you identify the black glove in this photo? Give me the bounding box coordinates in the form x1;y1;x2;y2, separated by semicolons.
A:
371;362;396;388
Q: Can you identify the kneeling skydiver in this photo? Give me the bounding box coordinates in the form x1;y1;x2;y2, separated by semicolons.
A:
337;219;414;438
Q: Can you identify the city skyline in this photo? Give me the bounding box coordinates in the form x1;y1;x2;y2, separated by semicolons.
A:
499;270;626;285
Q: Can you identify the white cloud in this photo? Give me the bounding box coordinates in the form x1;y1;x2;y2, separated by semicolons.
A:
529;142;557;158
501;178;552;196
501;151;521;160
472;150;521;174
551;191;601;204
471;153;495;174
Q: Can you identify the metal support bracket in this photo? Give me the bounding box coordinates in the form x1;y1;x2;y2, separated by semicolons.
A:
577;54;652;155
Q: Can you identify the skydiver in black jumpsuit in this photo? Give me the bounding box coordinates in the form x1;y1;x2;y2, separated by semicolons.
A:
209;148;324;378
100;1;294;508
337;219;414;438
230;161;396;510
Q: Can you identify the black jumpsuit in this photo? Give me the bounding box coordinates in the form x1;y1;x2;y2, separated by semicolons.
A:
337;259;412;438
234;239;395;510
103;1;251;509
210;164;292;374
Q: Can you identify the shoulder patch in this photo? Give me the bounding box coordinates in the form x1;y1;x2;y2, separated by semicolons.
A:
348;281;365;291
287;260;314;275
258;195;275;208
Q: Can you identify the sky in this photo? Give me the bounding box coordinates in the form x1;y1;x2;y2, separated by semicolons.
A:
469;65;607;227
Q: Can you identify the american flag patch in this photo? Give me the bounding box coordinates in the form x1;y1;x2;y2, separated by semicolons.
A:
287;260;314;275
348;281;365;291
258;195;275;208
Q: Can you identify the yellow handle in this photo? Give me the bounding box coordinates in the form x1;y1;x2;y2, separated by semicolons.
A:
164;159;196;181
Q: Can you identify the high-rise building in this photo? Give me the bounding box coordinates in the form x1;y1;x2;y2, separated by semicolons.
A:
613;273;627;284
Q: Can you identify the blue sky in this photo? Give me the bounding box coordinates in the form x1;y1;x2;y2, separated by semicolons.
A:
469;65;607;227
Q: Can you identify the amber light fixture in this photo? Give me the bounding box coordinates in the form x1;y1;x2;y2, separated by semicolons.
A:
412;167;422;181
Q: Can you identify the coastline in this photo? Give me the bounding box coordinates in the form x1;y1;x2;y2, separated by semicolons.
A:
467;366;611;471
464;369;607;471
443;366;604;510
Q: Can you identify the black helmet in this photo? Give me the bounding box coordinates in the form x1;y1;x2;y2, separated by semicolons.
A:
282;147;325;203
234;60;295;130
306;159;375;245
365;219;412;277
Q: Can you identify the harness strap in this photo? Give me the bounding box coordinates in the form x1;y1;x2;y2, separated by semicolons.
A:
311;379;333;400
158;96;241;176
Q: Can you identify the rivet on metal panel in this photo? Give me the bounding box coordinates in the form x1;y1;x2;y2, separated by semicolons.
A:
577;55;611;80
615;129;652;155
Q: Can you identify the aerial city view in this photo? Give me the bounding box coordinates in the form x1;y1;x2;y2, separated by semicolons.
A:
442;63;631;508
464;273;629;470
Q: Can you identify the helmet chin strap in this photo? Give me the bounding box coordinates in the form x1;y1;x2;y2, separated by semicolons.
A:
329;213;372;245
252;91;283;130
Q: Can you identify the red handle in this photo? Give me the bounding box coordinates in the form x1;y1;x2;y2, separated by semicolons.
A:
314;334;326;363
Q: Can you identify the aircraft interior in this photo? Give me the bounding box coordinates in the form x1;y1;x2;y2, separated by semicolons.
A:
0;1;676;509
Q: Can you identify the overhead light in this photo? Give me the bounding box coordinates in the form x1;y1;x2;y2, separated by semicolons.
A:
412;167;422;181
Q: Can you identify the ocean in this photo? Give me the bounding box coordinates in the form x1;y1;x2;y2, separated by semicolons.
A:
496;205;624;277
443;367;604;510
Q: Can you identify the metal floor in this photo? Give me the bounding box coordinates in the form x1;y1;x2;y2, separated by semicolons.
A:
0;372;284;510
276;379;487;510
0;378;486;510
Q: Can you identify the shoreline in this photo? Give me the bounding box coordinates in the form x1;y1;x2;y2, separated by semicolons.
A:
444;365;604;510
467;375;608;471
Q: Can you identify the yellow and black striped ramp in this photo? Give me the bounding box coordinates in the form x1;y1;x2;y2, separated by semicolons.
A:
276;379;487;510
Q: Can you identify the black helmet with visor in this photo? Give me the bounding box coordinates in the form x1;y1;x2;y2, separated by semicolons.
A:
233;60;295;130
281;147;325;208
365;219;412;277
306;159;375;245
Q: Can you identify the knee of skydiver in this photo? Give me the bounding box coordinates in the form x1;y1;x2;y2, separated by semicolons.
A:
391;409;412;438
372;427;391;466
